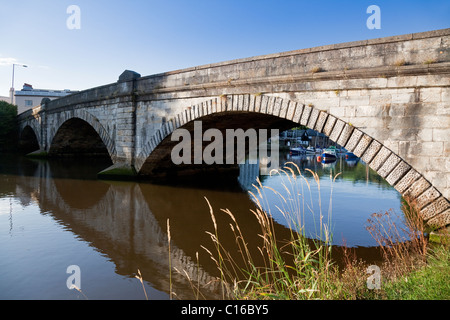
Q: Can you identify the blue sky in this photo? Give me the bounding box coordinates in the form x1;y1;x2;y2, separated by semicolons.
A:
0;0;449;97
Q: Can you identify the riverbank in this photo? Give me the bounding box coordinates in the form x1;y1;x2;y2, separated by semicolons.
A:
192;165;449;300
323;239;449;300
380;244;449;300
199;212;449;300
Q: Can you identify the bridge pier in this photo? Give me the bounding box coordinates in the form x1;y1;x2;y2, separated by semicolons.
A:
25;149;48;158
97;163;138;181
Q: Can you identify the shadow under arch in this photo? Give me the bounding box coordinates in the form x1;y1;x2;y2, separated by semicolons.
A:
18;125;40;154
48;117;113;161
137;94;449;228
47;109;116;160
139;111;294;185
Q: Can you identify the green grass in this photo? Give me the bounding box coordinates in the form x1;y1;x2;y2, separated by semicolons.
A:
325;243;450;300
382;245;450;300
328;198;449;300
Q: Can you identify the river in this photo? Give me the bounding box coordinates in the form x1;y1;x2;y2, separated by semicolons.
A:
0;152;404;299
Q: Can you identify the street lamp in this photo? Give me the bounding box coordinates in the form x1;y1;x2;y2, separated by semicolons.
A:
10;63;28;105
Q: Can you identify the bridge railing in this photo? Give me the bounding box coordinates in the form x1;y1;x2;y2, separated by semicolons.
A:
18;28;450;120
17;105;42;120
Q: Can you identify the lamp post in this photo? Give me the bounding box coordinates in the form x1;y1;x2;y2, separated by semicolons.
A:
10;63;27;105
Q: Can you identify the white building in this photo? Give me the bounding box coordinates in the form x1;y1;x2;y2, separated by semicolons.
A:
14;83;77;114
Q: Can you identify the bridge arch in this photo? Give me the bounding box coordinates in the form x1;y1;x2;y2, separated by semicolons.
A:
48;109;116;159
18;124;41;154
137;94;449;228
18;114;42;152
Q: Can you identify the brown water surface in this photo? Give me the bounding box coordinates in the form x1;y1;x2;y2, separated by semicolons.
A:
0;153;403;299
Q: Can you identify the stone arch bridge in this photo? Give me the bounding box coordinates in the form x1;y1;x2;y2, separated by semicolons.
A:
18;29;450;228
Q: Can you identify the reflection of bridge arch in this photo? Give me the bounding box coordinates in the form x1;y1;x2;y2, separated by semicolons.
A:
137;94;449;228
17;161;220;299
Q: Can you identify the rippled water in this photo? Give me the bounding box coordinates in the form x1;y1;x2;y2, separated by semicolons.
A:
0;153;404;299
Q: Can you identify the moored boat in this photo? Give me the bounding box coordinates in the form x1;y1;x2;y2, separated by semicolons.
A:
305;146;316;154
289;147;304;155
321;147;337;161
345;152;358;159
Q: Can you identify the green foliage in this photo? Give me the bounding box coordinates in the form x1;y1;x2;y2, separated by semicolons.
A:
0;101;18;152
382;245;450;300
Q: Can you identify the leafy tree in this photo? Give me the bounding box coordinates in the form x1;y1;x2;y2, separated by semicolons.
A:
0;101;18;152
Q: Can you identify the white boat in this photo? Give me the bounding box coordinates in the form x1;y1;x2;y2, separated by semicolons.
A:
289;147;304;155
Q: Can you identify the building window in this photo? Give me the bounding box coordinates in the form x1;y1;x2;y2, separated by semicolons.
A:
25;100;33;107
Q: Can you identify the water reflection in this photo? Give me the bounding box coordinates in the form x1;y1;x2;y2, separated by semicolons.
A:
0;153;402;299
1;156;226;299
249;153;403;247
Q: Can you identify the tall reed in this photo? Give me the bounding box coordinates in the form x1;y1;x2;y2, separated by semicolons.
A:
135;269;148;300
167;219;173;300
330;198;433;299
365;197;429;277
202;162;341;299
